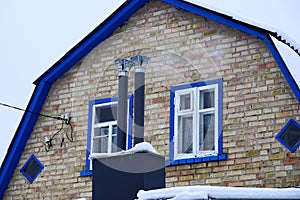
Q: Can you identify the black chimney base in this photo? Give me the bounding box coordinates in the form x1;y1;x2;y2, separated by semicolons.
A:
92;152;165;200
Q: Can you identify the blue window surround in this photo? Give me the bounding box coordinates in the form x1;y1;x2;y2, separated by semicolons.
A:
276;119;300;153
80;95;133;176
167;78;226;166
2;0;300;198
20;154;44;184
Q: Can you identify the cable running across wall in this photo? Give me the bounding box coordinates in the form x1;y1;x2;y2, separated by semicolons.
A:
0;102;74;151
0;102;66;121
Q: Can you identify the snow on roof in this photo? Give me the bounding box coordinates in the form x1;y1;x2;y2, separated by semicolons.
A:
137;185;300;200
185;0;300;93
89;142;158;160
271;36;300;90
185;0;300;55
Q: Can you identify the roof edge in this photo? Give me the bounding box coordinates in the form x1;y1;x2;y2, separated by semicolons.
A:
163;0;272;40
1;0;300;198
33;0;149;85
0;81;52;199
270;32;300;57
265;34;300;103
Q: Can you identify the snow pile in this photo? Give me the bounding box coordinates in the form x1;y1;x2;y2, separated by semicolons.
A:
137;185;300;200
89;142;158;159
126;142;158;154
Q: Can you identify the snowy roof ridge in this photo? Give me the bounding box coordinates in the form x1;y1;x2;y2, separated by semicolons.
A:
185;0;300;57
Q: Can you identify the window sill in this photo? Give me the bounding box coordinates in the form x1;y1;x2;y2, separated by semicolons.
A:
166;153;227;166
80;170;92;177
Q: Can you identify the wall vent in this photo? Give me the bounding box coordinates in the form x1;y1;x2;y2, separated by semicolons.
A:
276;119;300;153
20;154;44;184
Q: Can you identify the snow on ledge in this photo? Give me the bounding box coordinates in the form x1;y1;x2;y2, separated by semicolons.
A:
89;142;158;160
137;185;300;200
127;142;158;154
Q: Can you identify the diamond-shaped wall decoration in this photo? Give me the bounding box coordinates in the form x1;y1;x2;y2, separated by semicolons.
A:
20;154;44;184
276;119;300;153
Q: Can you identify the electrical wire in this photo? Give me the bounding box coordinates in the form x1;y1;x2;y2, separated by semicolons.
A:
65;119;74;142
0;102;66;121
44;118;74;151
0;102;74;151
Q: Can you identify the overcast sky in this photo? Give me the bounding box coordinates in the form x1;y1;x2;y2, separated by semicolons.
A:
1;0;300;165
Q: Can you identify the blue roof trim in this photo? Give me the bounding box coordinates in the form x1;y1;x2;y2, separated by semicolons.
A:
37;0;149;85
1;0;299;198
264;35;300;103
164;0;300;103
162;0;268;40
0;0;148;197
0;81;51;198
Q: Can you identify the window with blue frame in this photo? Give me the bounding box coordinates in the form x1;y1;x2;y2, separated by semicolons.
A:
81;95;133;176
20;154;44;184
276;119;300;153
169;79;226;165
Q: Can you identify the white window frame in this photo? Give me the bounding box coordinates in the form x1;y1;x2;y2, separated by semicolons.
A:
89;100;131;170
91;102;117;155
174;83;219;160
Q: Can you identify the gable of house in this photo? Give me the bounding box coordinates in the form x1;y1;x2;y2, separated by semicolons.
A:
1;0;300;199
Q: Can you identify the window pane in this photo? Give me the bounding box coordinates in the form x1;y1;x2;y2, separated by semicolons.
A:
111;125;118;153
178;115;193;154
199;113;215;151
24;159;41;179
94;127;109;137
93;137;108;153
200;90;214;109
93;127;109;153
95;104;117;123
180;93;191;110
280;123;300;149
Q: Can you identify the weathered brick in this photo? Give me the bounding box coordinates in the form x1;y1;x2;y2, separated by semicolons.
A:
5;1;300;198
245;150;260;157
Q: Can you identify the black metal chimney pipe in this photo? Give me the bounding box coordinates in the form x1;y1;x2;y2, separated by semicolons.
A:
115;59;133;151
131;55;149;145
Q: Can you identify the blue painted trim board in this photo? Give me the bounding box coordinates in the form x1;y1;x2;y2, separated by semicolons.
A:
166;154;227;166
169;78;226;165
276;119;300;153
80;95;133;176
264;36;300;103
1;0;300;197
162;0;268;40
35;0;149;85
0;82;51;198
20;154;44;184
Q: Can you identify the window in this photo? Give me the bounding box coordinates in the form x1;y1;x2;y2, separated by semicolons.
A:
276;119;300;153
168;79;226;165
92;102;118;154
20;154;44;184
81;95;133;176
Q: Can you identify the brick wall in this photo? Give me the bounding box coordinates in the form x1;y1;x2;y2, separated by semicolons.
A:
4;0;300;199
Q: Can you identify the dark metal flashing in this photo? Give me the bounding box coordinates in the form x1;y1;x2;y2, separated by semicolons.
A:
271;32;300;56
